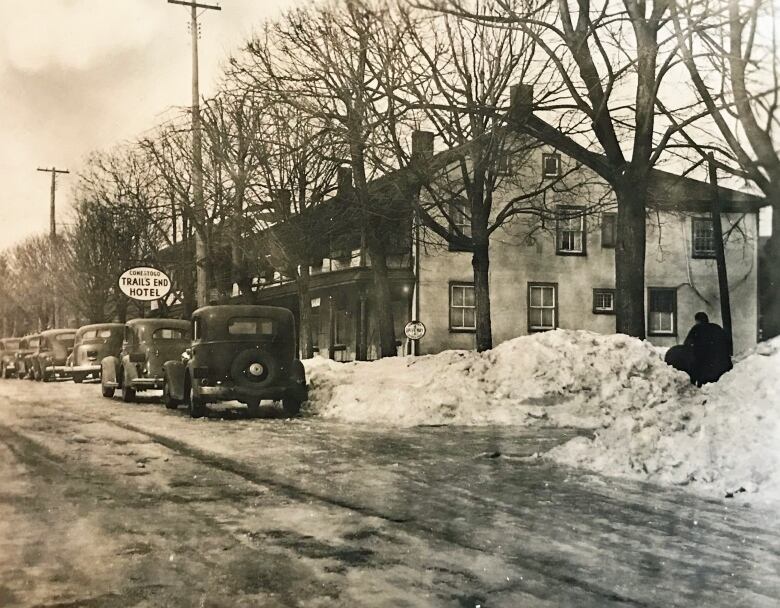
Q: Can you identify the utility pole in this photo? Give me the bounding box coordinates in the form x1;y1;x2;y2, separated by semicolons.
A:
36;167;69;237
708;152;733;353
167;0;221;308
37;166;69;327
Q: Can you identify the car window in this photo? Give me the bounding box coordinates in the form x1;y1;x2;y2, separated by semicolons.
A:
228;318;275;336
29;338;40;348
98;329;114;338
82;329;97;340
8;340;19;349
153;327;188;340
56;334;76;347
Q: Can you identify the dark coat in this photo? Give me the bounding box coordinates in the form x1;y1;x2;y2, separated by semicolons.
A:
683;322;733;385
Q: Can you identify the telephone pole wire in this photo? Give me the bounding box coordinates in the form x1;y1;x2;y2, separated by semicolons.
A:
36;167;69;237
167;0;221;308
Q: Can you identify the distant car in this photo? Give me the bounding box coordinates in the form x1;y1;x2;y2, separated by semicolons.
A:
69;323;124;383
33;329;77;382
162;305;308;418
15;334;40;380
0;338;21;378
101;318;191;402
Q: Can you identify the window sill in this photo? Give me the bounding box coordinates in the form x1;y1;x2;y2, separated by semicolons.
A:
647;331;677;337
449;327;476;334
555;250;587;257
691;252;716;259
592;309;616;315
529;327;556;333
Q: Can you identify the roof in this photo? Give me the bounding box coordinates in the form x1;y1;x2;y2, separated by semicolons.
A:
75;323;125;335
40;329;77;338
126;318;190;328
193;304;294;321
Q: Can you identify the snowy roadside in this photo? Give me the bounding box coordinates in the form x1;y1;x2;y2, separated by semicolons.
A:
302;330;780;502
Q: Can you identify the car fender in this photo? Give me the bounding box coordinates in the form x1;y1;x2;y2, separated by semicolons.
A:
163;360;187;401
123;356;140;385
290;359;307;385
101;356;119;385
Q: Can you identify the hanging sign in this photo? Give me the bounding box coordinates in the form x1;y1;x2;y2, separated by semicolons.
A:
404;320;426;340
118;267;172;301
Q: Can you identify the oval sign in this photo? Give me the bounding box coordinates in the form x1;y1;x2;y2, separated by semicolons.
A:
118;266;172;302
404;320;426;340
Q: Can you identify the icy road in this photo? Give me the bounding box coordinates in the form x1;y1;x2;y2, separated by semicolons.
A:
0;381;778;607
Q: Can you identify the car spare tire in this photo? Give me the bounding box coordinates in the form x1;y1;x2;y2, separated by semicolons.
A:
230;349;278;388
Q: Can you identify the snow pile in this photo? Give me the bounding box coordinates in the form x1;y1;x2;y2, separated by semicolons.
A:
303;329;690;428
549;337;780;501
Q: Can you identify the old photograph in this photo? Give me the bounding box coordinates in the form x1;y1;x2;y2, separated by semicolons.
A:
0;0;778;606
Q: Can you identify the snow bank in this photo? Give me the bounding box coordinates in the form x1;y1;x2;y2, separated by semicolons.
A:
303;329;690;428
304;330;780;501
549;337;780;501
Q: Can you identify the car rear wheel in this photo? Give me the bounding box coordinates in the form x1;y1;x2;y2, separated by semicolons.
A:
73;374;84;384
0;364;6;379
188;384;206;419
282;397;302;418
121;380;136;403
101;384;115;398
33;364;42;382
163;379;179;410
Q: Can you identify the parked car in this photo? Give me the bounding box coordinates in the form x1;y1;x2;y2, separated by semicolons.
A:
15;334;40;380
69;323;124;383
33;329;77;381
101;318;191;402
0;338;21;378
162;305;308;418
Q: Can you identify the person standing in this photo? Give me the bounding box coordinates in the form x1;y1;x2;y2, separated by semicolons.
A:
683;312;733;386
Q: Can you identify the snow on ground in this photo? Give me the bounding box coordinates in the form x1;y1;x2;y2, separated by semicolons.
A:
303;330;780;501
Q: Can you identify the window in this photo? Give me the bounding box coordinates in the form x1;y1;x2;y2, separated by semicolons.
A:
647;288;677;336
528;283;557;332
556;205;586;255
601;213;616;248
56;333;76;347
593;289;616;314
449;283;476;331
228;318;274;336
448;198;472;251
691;217;715;258
153;327;188;340
495;153;512;175
542;153;561;178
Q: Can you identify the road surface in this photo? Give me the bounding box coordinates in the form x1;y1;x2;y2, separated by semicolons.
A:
0;380;778;607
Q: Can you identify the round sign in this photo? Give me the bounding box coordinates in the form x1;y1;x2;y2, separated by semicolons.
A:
404;320;426;340
118;266;172;302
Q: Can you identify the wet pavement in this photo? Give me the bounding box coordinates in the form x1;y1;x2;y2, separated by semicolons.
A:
0;380;778;607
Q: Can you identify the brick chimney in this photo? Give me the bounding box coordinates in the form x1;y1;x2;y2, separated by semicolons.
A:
510;84;534;127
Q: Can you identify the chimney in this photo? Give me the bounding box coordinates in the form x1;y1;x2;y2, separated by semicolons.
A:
337;166;353;198
510;84;534;127
273;189;292;213
411;130;434;161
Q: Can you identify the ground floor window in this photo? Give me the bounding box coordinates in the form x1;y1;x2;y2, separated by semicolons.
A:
449;282;476;331
592;288;616;314
528;283;557;332
648;287;677;336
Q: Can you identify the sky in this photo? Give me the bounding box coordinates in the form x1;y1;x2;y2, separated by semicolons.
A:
0;0;296;251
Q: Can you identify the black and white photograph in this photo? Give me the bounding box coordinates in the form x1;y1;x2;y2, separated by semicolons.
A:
0;0;778;605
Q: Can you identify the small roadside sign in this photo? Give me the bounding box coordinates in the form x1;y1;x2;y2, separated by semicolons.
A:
404;320;426;340
118;267;172;302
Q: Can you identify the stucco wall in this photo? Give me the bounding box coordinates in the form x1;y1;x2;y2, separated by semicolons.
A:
416;208;759;356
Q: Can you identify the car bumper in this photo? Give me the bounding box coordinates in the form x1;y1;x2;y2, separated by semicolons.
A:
130;377;165;390
44;365;73;376
70;364;101;375
196;383;306;402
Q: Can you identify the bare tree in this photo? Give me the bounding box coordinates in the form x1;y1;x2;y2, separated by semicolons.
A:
670;0;779;338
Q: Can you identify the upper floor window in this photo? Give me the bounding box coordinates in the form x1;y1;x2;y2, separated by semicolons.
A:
647;287;677;336
601;213;617;248
448;198;472;251
542;153;561;178
691;217;715;258
556;205;586;255
450;282;476;331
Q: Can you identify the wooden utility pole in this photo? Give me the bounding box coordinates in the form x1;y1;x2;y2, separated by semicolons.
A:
167;0;221;308
36;167;69;237
708;153;733;352
37;166;69;327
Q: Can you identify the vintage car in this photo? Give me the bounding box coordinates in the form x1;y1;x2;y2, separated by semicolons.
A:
101;318;191;402
0;338;21;378
69;323;124;383
162;305;307;418
15;334;40;380
33;329;77;382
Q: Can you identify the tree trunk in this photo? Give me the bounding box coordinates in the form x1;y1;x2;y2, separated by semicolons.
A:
471;233;492;352
297;264;314;359
369;241;397;358
614;183;647;338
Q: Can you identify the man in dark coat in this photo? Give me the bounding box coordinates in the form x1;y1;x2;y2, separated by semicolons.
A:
683;312;733;386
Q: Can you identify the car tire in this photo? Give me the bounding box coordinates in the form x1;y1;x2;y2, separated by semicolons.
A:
246;398;261;417
1;364;7;379
73;374;84;384
42;369;53;382
33;364;41;382
188;384;205;419
282;397;302;418
162;379;179;410
121;382;136;403
101;385;115;398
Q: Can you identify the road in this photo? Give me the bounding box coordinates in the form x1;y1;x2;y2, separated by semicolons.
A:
0;380;778;608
